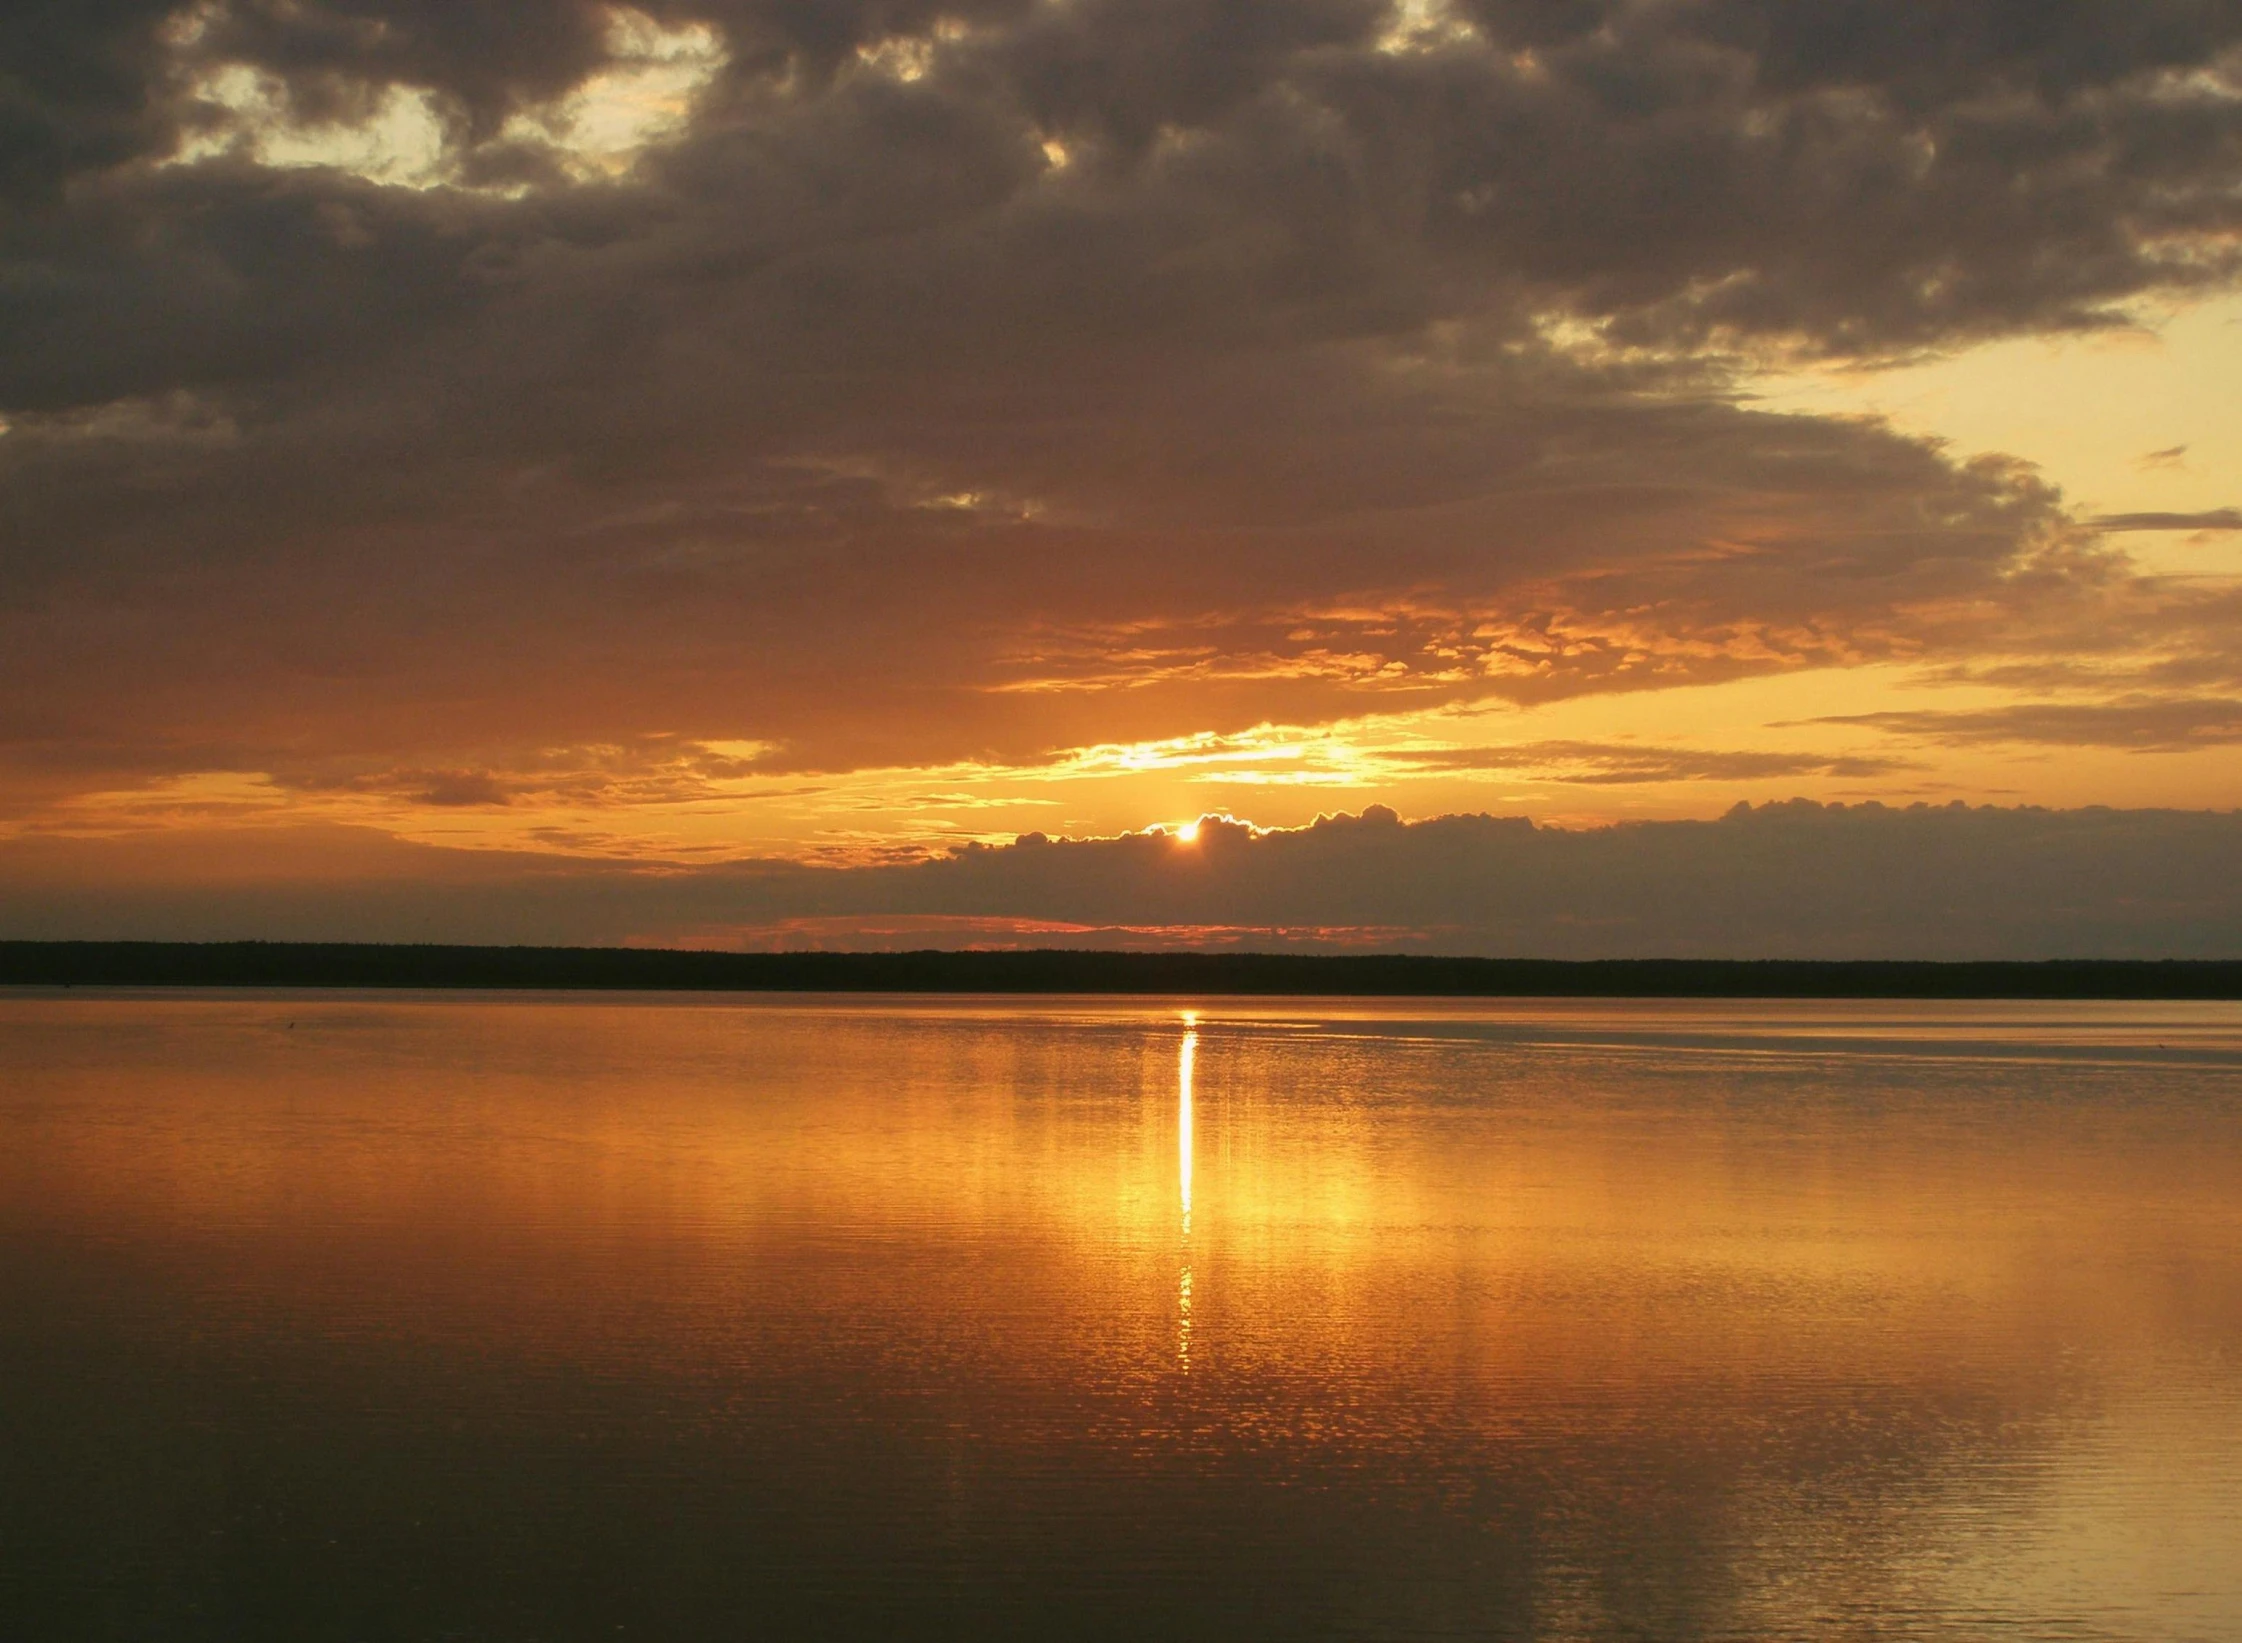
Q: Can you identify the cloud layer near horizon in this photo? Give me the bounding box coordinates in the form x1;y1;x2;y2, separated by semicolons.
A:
6;802;2238;959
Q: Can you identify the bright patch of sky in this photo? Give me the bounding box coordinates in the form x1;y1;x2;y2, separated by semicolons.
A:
502;11;725;181
165;6;725;191
1753;294;2242;581
168;63;453;187
1376;0;1482;56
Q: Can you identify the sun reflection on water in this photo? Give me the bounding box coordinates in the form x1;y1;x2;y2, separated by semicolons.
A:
7;996;2242;1639
1177;1015;1197;1373
1178;1020;1196;1231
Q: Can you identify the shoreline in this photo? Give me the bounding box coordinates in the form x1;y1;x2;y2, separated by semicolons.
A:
4;942;2241;999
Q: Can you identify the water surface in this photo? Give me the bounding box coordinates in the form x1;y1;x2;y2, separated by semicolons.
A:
4;992;2240;1640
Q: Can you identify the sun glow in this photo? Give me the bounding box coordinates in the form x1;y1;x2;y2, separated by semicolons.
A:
1172;812;1261;845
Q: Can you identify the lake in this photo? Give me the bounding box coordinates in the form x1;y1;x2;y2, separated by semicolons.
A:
3;992;2240;1641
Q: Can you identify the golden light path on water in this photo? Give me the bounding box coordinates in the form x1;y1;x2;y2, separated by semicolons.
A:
1178;1014;1197;1375
3;993;2241;1640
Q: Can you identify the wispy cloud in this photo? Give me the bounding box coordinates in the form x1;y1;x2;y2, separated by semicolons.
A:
2091;510;2242;532
1810;698;2242;751
1381;742;1917;784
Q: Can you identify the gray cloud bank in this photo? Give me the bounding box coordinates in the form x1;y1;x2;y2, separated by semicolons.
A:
5;2;2242;796
5;802;2238;959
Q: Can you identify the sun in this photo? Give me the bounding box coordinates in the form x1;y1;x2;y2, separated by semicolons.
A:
1175;819;1201;843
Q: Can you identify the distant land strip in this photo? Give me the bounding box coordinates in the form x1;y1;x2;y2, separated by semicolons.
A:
4;943;2241;998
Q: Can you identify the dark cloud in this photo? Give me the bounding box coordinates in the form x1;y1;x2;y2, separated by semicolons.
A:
2091;509;2242;532
1678;0;2242;104
1896;580;2242;712
1384;741;1916;784
4;802;2238;958
2;1;2238;804
1813;696;2242;750
407;769;515;807
0;0;184;205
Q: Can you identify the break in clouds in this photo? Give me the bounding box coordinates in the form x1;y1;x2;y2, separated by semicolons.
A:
3;0;2241;946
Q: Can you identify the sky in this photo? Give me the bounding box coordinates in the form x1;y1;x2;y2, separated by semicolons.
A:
3;0;2241;953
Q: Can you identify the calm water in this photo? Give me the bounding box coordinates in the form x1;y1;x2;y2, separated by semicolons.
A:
4;993;2241;1641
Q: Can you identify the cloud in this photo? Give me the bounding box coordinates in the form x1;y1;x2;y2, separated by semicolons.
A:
4;802;2238;959
407;769;515;807
1381;741;1917;784
2;2;2240;835
2090;509;2242;532
1810;696;2242;751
